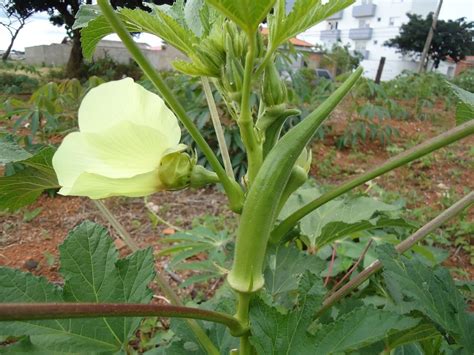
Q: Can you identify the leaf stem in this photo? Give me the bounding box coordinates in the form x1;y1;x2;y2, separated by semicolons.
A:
201;76;235;179
318;191;474;316
239;33;262;185
0;303;248;336
91;199;219;354
96;0;243;213
271;120;474;242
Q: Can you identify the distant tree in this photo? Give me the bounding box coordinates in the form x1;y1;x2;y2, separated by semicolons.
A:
385;13;474;69
0;1;33;61
320;43;363;76
6;0;174;78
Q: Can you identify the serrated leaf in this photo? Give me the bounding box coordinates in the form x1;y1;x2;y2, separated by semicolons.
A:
264;245;325;299
280;184;400;247
205;0;275;33
447;82;474;124
80;6;197;60
0;139;32;164
0;147;59;211
249;272;325;354
378;245;474;353
72;4;102;30
0;221;155;353
316;217;415;248
269;0;354;49
313;307;419;354
386;323;441;351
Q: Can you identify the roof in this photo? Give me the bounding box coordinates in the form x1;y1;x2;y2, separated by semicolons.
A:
260;27;314;47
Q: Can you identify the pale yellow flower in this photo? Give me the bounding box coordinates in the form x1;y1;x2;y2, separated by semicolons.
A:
53;78;183;199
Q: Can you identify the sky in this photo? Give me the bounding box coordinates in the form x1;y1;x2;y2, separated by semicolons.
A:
0;0;473;51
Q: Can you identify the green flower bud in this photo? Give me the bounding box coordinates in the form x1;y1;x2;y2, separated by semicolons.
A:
262;61;287;107
158;150;221;190
158;150;193;190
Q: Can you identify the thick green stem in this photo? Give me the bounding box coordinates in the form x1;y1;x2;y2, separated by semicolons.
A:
0;303;248;336
235;293;252;355
239;33;262;185
97;0;243;213
227;68;363;293
201;76;235;179
318;191;474;316
271;120;474;243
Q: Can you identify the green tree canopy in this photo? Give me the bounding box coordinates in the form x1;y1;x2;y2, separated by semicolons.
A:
385;13;474;69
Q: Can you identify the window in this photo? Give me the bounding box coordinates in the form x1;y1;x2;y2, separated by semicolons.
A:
327;21;339;30
359;19;370;28
374;40;378;44
377;17;381;22
389;17;400;26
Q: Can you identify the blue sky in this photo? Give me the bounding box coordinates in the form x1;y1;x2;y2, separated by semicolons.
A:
1;0;473;51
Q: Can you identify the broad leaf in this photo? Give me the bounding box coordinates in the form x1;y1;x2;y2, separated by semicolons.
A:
205;0;275;33
0;139;32;164
249;272;325;354
280;183;402;247
378;245;474;353
313;307;419;354
0;147;59;211
447;82;474;124
251;271;417;354
269;0;354;50
79;5;197;59
264;245;325;300
0;221;155;353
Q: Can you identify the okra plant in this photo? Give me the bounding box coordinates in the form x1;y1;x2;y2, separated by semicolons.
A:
1;0;473;354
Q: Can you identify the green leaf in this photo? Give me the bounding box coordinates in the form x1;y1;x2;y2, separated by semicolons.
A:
80;6;197;60
72;4;102;30
0;139;32;164
386;323;441;351
269;0;354;50
378;245;474;353
0;147;59;211
316;217;415;249
447;82;474;124
249;272;325;354
251;271;418;354
205;0;275;33
313;307;419;354
264;245;325;299
0;221;155;353
280;183;401;247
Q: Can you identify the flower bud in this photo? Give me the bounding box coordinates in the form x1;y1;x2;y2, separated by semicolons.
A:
158;150;193;190
262;61;287;107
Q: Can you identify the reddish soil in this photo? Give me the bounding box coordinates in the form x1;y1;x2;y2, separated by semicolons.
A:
0;97;472;291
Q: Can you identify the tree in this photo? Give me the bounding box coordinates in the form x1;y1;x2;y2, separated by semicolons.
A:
385;13;474;69
6;0;173;78
0;1;33;61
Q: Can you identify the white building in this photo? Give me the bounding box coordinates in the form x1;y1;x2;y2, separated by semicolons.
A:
295;0;456;80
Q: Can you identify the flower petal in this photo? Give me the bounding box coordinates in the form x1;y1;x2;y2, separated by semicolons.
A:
59;170;161;199
53;121;175;189
78;78;181;145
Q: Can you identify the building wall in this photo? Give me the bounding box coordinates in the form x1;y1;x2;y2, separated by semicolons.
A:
293;0;455;80
25;40;187;71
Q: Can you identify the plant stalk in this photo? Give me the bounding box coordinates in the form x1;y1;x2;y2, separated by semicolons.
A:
0;303;248;336
239;33;262;185
271;120;474;243
97;0;243;213
318;191;474;316
235;293;252;355
201;76;235;179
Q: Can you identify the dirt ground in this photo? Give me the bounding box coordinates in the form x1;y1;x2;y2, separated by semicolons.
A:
0;100;473;291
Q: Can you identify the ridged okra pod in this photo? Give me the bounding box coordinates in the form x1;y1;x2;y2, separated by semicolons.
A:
227;68;363;293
